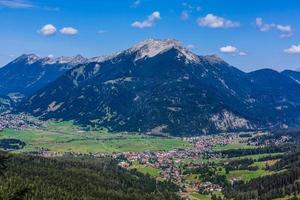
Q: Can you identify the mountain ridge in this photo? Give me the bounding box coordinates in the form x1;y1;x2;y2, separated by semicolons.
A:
1;39;299;136
0;54;88;96
15;39;300;136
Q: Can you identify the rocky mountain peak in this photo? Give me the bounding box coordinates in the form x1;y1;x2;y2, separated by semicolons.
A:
127;39;200;64
12;54;40;65
41;54;88;66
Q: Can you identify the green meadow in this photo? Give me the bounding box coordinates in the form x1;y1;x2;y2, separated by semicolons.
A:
130;161;161;177
0;121;191;153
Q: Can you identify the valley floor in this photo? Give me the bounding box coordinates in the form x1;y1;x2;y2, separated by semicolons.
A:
0;121;190;153
0;118;299;200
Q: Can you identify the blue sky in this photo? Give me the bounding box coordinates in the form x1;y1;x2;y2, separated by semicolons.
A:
0;0;300;72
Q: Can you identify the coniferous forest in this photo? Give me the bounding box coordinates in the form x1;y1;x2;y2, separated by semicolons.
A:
0;153;180;200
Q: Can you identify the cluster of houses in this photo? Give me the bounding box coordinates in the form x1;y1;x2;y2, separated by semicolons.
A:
115;134;239;195
183;133;238;152
0;113;41;131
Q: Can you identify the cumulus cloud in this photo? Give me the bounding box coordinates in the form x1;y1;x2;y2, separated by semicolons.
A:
220;45;237;53
284;44;300;54
60;27;79;35
198;14;240;28
131;11;161;28
256;17;293;38
220;45;246;56
38;24;57;36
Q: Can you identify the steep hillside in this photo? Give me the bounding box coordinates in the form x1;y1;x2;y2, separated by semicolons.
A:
0;95;12;113
281;69;300;84
0;54;87;96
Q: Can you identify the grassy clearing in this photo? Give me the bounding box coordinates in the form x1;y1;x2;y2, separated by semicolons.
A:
190;193;210;200
225;168;272;181
0;121;191;153
184;174;199;181
190;192;223;200
218;159;279;182
130;161;160;177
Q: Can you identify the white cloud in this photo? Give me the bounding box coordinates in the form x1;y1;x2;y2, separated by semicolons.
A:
60;27;79;35
276;25;293;37
256;17;293;38
181;10;189;20
38;24;57;36
0;0;33;8
131;11;161;28
276;25;292;32
220;45;246;56
197;14;240;28
284;44;300;54
220;45;238;53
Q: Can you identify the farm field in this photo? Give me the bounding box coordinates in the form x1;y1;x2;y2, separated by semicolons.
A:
0;121;191;153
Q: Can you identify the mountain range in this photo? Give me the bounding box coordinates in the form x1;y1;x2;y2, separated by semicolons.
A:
1;39;300;136
0;54;88;96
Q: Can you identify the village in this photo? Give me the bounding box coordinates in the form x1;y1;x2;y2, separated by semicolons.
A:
0;113;269;198
0;113;41;131
31;131;240;197
116;134;238;196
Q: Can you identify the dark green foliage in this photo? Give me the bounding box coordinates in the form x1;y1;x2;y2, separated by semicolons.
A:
239;133;252;138
184;164;229;188
0;151;8;176
0;139;25;150
224;158;258;172
257;154;283;162
0;154;180;200
216;145;289;158
224;149;300;200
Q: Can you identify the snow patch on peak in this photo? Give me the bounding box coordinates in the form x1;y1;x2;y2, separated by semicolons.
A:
89;52;121;63
13;54;40;64
129;39;200;64
42;55;87;65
